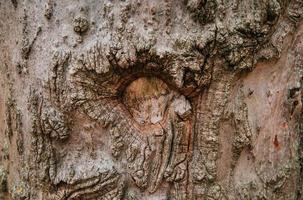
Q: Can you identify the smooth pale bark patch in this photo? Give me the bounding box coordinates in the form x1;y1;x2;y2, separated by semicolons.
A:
122;77;171;125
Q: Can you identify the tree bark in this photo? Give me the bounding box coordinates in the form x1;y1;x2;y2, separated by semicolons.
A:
0;0;303;199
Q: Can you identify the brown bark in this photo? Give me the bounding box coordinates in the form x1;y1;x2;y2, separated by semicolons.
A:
0;0;303;199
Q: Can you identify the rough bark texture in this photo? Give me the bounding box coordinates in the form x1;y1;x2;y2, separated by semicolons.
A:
0;0;303;199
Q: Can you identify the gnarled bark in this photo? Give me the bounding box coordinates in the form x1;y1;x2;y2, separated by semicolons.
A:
0;0;303;199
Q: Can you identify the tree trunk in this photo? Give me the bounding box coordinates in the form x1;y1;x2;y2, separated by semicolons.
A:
0;0;303;199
